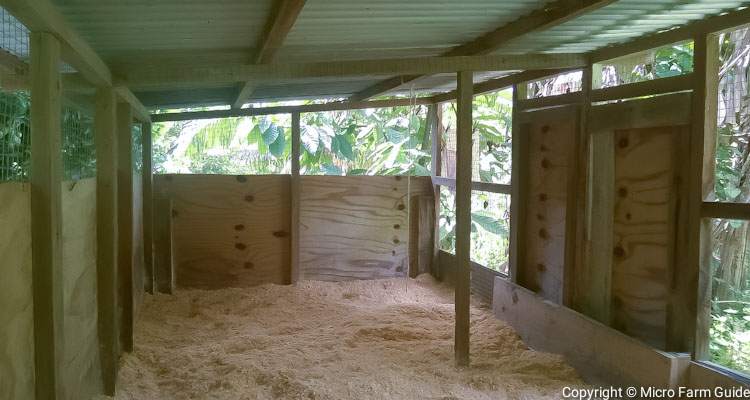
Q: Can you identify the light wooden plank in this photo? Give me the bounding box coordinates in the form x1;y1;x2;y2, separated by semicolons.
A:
590;74;694;102
349;0;613;100
454;70;472;367
115;86;151;123
94;86;119;395
430;176;511;195
116;102;134;353
254;0;307;64
141;122;154;294
516;91;584;111
123;53;588;89
154;196;174;294
29;31;64;400
430;68;577;104
290;112;301;284
152;97;436;122
493;277;692;388
508;84;528;284
693;33;721;360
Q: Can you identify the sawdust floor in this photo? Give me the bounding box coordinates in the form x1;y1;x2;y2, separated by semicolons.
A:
112;274;583;399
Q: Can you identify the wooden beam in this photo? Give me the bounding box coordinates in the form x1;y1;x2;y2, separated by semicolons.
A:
590;73;694;102
94;86;119;395
232;82;255;110
701;202;750;220
349;0;613;100
116;102;134;353
508;83;529;283
290;112;301;284
142;122;155;294
1;0;111;86
115;86;151;123
692;32;720;360
152;97;437;122
430;68;578;104
29;31;65;400
516;91;584;110
123;53;588;89
255;0;307;64
454;70;473;367
430;176;511;195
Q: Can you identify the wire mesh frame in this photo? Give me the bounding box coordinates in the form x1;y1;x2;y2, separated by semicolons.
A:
0;6;29;60
61;105;96;181
0;89;30;182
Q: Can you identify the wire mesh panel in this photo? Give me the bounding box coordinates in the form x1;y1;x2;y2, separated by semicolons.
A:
0;89;30;182
526;71;583;98
61;105;96;181
595;41;694;89
132;123;142;173
470;191;510;274
0;7;29;60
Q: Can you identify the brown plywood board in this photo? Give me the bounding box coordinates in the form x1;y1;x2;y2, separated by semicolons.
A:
61;178;103;399
0;182;34;400
156;174;291;289
299;176;432;281
611;126;687;349
520;106;577;304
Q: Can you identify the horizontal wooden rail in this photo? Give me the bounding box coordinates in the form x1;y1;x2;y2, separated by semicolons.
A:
516;91;584;110
590;74;694;103
701;201;750;220
431;176;511;195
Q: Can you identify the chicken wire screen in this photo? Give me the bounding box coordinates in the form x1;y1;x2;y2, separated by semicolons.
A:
0;89;30;181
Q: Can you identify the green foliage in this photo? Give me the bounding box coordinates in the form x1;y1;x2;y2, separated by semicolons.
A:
0;90;96;181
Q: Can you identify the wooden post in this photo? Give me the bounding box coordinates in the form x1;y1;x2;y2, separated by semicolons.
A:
290;112;301;284
454;71;473;367
94;86;120;395
429;104;442;278
690;31;720;358
509;83;528;283
142;122;154;294
154;197;174;293
116;102;134;353
29;30;65;400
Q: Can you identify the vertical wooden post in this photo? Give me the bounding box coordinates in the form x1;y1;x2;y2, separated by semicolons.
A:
689;31;720;358
117;102;134;353
290;112;301;284
30;31;65;400
154;197;174;293
454;71;473;367
509;83;528;283
429;104;442;278
142;122;154;294
94;87;119;395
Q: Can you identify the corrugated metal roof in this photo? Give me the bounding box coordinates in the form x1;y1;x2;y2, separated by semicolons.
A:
51;0;274;56
493;0;749;54
278;0;547;62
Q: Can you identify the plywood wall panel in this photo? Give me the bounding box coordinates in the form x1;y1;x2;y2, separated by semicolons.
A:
519;106;578;304
299;176;432;281
0;182;34;400
61;178;103;400
156;174;291;289
611;126;687;349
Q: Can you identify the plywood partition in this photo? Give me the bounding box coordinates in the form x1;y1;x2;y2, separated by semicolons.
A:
298;176;433;281
516;105;580;304
585;93;692;351
155;174;291;288
61;178;103;399
0;183;34;400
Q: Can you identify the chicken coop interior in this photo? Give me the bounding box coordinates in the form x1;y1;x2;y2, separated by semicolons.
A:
3;0;750;399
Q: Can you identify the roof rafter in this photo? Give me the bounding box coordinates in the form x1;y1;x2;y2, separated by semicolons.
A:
232;0;307;109
349;0;615;101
